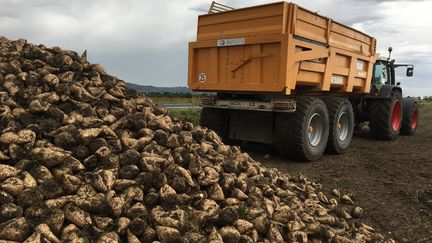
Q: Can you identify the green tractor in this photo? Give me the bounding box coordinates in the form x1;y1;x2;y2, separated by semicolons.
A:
352;47;418;140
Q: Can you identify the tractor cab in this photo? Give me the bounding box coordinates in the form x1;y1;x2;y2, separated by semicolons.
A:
371;47;414;93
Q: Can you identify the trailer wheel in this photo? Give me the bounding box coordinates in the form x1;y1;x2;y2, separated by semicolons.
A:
368;89;402;140
322;97;354;154
274;97;329;161
401;98;418;136
200;107;229;140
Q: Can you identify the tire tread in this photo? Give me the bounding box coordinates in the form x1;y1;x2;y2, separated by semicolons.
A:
322;97;354;154
368;90;402;140
274;97;328;161
401;99;418;136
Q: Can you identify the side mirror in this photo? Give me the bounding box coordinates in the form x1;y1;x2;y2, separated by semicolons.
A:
406;67;414;77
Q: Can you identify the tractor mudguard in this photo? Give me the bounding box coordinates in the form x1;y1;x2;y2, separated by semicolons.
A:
366;85;402;99
402;97;417;106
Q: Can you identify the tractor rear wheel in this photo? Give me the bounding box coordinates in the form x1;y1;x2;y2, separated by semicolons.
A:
368;89;402;140
200;107;229;140
401;98;419;136
274;97;329;161
322;97;354;154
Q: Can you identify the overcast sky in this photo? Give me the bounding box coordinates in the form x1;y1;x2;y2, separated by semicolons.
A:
1;0;431;96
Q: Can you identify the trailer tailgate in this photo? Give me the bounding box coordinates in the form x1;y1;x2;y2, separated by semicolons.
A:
189;34;289;92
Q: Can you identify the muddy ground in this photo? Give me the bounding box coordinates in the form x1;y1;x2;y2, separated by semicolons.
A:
243;103;432;242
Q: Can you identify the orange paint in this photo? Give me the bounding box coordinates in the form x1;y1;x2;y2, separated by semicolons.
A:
188;2;377;95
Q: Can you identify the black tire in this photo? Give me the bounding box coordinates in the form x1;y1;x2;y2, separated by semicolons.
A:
200;107;229;140
322;97;354;154
368;89;402;140
273;97;329;161
401;98;419;136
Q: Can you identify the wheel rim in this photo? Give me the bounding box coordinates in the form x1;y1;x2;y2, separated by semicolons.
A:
337;112;350;142
307;113;323;147
391;100;401;131
411;109;418;129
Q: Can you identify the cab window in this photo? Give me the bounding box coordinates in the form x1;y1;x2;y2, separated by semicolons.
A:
373;62;388;85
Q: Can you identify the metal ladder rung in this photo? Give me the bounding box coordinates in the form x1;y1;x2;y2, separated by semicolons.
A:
208;1;235;14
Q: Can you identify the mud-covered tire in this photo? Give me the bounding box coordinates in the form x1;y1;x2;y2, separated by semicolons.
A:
368;89;402;140
200;107;229;140
274;97;329;161
401;98;419;136
322;97;354;154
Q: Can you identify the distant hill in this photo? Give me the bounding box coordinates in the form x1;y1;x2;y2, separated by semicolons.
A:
127;83;192;93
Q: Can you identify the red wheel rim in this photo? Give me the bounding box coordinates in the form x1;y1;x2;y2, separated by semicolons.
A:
391;100;401;131
411;109;418;129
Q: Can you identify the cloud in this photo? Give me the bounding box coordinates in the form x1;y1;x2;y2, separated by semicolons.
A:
349;0;432;96
0;0;431;96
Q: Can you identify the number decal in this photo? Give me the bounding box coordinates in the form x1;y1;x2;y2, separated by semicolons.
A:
199;73;206;82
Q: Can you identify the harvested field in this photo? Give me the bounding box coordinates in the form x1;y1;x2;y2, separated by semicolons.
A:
244;102;432;242
0;37;396;242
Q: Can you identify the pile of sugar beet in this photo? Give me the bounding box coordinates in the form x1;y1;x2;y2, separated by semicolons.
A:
0;36;393;243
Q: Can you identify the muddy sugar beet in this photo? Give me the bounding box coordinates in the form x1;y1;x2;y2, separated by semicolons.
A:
0;36;394;242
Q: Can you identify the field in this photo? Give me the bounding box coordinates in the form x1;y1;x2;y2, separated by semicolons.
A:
246;102;432;242
150;97;200;105
168;107;201;125
165;100;432;242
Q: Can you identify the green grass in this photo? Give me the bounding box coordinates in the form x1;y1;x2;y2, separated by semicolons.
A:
150;96;202;124
148;96;202;124
420;101;432;113
168;108;202;125
150;97;200;105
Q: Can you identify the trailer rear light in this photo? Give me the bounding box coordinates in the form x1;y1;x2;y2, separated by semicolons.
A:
272;99;296;112
200;97;216;106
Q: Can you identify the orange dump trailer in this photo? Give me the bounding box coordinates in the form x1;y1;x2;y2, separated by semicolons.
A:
189;1;377;94
188;2;417;162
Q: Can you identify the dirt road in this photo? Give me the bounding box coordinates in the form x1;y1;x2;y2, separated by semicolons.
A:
245;103;432;242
